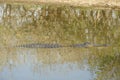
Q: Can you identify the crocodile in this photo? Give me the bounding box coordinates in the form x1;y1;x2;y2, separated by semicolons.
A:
70;42;110;48
15;42;110;48
15;43;63;48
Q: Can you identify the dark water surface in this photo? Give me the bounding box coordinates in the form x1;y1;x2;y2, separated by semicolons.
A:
0;3;120;80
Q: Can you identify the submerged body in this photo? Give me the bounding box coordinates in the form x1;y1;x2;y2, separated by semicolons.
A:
15;42;110;48
16;43;63;48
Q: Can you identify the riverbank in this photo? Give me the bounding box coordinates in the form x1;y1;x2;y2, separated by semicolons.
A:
0;0;120;9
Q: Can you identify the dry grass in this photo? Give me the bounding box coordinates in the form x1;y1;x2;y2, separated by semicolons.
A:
0;0;120;8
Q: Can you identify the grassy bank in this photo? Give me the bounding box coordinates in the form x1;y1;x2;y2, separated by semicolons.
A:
0;3;120;46
0;0;120;8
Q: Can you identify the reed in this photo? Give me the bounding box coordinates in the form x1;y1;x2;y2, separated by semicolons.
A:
1;0;120;8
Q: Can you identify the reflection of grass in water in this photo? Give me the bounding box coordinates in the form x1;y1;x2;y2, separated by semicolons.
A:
0;44;120;80
0;47;88;72
87;47;120;80
0;46;120;80
0;48;18;71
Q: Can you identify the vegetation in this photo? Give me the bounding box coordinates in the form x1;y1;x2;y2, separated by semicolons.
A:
0;3;120;46
0;3;120;80
1;0;120;8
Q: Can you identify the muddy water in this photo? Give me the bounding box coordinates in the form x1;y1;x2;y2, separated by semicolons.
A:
0;3;120;80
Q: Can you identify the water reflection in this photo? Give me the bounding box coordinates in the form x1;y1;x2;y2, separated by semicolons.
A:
0;3;120;80
0;47;120;80
0;48;94;80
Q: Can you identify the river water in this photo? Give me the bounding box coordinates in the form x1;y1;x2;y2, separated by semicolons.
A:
0;3;120;80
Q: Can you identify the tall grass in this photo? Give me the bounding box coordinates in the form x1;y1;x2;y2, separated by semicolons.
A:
1;0;120;7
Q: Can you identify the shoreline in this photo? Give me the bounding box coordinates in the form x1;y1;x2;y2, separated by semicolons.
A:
0;0;120;9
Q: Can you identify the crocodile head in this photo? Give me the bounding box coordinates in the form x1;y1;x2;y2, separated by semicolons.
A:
83;42;93;47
